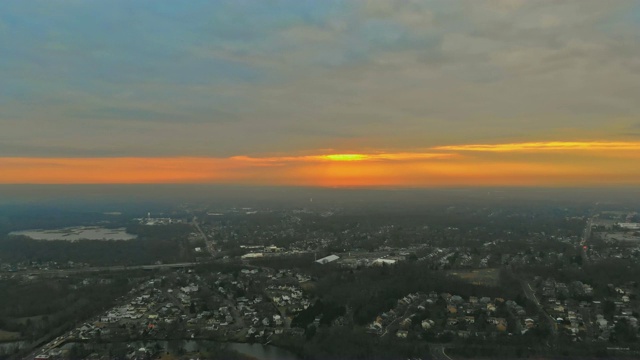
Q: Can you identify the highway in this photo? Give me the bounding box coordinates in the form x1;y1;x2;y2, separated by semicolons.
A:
13;261;202;278
580;216;595;264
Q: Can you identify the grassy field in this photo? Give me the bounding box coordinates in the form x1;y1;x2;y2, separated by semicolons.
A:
0;329;21;341
300;281;316;292
447;268;500;287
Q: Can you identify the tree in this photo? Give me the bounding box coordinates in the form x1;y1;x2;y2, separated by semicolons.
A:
69;344;88;359
614;319;638;343
602;300;616;318
305;325;317;340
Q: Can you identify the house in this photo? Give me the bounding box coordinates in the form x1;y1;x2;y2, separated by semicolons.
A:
370;320;383;329
371;258;397;266
368;321;383;334
400;318;412;329
496;320;508;332
422;319;435;330
596;317;608;329
524;318;535;328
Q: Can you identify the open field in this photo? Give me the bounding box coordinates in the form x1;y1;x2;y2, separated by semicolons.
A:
9;226;136;241
447;268;500;287
0;329;21;341
603;232;640;242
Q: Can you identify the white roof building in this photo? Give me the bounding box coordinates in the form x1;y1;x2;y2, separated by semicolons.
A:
371;258;397;266
315;254;340;264
618;222;640;230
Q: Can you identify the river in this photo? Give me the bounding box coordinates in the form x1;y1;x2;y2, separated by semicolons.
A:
58;340;300;360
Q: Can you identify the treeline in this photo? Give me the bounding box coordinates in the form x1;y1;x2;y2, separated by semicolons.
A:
125;223;192;239
248;253;316;270
292;299;346;329
520;259;640;296
192;261;246;275
309;262;514;326
299;327;430;360
206;203;589;251
0;276;133;343
0;235;188;266
450;337;618;359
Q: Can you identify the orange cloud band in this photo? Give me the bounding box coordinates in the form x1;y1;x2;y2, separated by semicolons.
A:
1;142;639;186
432;141;640;152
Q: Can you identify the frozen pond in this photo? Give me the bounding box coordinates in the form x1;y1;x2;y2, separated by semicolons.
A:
9;226;137;241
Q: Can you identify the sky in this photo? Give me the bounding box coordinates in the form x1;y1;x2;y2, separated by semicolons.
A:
1;0;640;187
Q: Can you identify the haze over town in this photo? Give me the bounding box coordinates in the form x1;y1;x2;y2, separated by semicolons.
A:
1;1;640;360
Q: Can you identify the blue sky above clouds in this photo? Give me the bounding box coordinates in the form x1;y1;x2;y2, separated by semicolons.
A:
1;0;639;157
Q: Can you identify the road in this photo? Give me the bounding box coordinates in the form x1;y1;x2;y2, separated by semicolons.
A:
381;304;415;337
522;281;557;336
20;320;81;360
15;262;201;278
580;307;594;341
580;216;594;264
430;344;453;360
166;289;188;314
192;216;216;256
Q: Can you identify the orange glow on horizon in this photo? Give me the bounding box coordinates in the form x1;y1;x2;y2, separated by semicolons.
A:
321;154;369;161
1;142;639;187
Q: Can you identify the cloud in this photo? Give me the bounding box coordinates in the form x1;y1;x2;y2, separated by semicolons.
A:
433;141;640;152
1;0;639;158
1;143;639;186
230;152;456;164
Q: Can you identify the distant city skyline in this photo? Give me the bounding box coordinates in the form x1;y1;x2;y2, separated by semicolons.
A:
2;1;639;186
